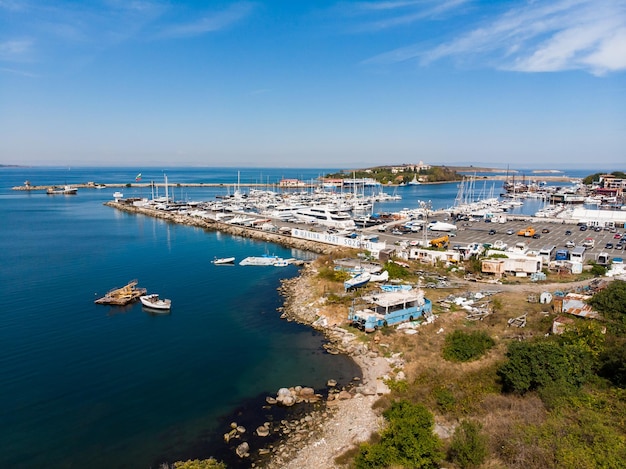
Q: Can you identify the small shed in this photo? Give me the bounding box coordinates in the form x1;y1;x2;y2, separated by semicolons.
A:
540;291;553;304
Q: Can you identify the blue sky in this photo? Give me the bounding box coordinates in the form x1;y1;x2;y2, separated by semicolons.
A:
1;0;625;169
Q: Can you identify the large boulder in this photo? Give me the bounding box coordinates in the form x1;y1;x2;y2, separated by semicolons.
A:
276;388;296;407
256;423;271;437
236;442;250;458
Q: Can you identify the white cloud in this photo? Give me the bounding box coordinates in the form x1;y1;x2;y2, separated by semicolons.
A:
158;2;255;39
0;66;37;77
365;0;626;75
338;0;469;31
0;39;33;60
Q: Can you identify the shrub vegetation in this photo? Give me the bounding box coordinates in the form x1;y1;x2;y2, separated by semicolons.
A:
442;330;495;362
448;420;488;469
354;400;443;469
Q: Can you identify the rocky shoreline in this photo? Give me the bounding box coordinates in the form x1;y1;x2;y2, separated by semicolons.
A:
103;200;404;468
264;263;409;469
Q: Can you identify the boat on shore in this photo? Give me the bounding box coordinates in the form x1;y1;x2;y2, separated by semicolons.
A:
212;256;235;265
344;272;371;290
47;185;77;195
140;294;172;311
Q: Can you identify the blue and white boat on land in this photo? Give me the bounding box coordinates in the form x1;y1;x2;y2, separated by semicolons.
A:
344;272;371;290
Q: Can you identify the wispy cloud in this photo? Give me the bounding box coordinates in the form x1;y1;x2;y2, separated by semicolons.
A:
364;0;626;76
0;39;33;60
339;0;469;31
0;66;38;77
158;2;255;39
0;0;25;12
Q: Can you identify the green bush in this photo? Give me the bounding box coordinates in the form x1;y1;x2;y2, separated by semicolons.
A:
433;386;456;413
173;459;226;469
448;420;488;469
354;400;443;469
598;339;626;388
587;280;626;334
497;339;594;395
442;330;495;362
385;261;410;279
317;266;350;282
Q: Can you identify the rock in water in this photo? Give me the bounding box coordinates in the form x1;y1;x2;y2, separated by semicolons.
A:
236;442;250;458
256;424;270;437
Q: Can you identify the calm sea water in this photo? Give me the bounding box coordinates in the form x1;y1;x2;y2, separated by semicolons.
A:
0;166;588;468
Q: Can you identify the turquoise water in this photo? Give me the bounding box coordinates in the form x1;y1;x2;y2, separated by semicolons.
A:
0;166;589;467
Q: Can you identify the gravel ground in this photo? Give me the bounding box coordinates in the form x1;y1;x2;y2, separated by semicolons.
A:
267;262;394;469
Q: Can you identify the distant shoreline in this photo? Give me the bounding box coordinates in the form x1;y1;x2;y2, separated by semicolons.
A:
11;174;575;191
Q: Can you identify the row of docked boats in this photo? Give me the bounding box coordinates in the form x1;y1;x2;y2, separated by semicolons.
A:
124;175;404;232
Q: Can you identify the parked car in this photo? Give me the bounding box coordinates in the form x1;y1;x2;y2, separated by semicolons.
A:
565;240;575;248
506;229;515;235
532;233;541;239
580;225;588;231
488;229;496;235
565;230;572;235
615;233;622;239
605;243;614;249
542;228;550;233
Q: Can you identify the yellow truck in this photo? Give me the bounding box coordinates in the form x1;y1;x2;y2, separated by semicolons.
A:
429;235;449;248
517;226;536;237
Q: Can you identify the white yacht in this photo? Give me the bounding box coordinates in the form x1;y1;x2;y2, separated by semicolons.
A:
294;205;356;230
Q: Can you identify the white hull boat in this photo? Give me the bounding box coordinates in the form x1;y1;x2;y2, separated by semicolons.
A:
212;257;235;265
140;294;172;311
240;254;282;266
344;272;371;290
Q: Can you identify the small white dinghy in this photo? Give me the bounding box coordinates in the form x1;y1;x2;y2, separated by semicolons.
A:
140;294;172;311
212;257;235;265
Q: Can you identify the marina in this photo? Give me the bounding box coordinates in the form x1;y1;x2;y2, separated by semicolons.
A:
2;166;625;468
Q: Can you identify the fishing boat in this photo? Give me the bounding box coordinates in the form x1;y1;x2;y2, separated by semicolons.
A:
139;294;172;311
212;257;235;265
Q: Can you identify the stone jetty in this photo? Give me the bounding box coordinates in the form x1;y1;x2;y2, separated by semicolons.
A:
103;201;343;255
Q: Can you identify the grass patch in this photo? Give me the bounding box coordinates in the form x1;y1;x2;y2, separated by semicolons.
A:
442;330;496;362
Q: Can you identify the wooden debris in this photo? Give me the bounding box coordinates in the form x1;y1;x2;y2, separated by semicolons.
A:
95;280;146;305
507;313;527;328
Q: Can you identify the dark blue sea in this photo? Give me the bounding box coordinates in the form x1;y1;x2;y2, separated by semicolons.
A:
0;166;590;468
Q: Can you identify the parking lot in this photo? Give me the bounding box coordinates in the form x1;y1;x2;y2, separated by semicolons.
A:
367;218;626;261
